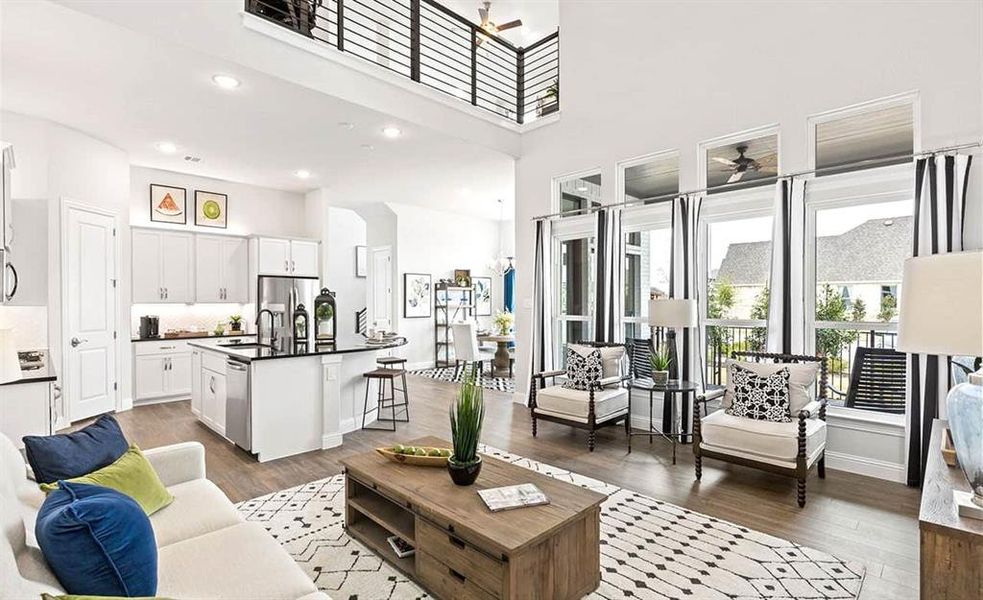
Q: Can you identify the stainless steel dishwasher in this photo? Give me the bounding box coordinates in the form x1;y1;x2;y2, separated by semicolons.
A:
225;359;251;452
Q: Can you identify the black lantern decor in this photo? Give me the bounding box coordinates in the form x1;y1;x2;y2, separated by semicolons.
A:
293;303;309;346
314;288;337;342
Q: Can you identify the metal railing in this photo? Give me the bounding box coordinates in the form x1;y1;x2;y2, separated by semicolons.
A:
704;322;767;386
245;0;559;123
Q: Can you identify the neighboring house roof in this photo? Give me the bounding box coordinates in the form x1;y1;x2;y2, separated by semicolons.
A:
715;216;912;286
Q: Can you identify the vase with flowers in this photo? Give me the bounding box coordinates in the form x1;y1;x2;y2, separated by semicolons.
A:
492;310;514;336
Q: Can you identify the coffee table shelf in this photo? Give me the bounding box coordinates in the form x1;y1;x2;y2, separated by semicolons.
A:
347;518;416;577
349;492;415;544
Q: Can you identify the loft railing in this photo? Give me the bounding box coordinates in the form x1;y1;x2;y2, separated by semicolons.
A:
245;0;559;123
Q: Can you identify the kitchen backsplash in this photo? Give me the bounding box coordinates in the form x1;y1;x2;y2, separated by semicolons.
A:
131;303;255;336
0;306;48;350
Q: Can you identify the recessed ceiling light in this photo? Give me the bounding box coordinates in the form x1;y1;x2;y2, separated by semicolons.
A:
295;170;311;179
155;141;177;154
382;126;402;138
338;122;355;130
361;144;374;150
211;74;240;90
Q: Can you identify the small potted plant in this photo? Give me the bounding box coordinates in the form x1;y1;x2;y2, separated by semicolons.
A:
447;366;485;486
213;320;227;336
492;310;514;336
649;346;672;386
538;79;559;116
229;314;243;333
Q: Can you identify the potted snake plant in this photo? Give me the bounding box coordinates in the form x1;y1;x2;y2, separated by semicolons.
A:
447;366;485;485
650;346;672;386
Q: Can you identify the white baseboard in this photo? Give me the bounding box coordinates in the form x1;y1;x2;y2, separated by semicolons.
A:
406;361;433;371
340;416;359;434
512;392;526;405
118;396;134;412
322;432;343;449
824;451;906;483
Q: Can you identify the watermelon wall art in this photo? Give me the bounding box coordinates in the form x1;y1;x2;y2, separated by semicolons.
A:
149;184;187;224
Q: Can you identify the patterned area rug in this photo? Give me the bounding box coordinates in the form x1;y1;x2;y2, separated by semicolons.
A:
237;446;865;600
408;366;515;393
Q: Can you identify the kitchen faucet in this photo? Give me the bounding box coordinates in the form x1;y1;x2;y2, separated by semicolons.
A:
256;309;279;350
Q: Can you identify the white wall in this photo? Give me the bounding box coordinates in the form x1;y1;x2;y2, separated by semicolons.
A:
391;203;505;368
1;110;131;421
512;0;982;480
130;166;306;236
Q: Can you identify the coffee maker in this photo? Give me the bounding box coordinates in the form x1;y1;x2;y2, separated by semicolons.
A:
139;315;159;339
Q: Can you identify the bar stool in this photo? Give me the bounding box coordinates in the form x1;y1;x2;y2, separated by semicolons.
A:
361;368;410;431
376;356;408;399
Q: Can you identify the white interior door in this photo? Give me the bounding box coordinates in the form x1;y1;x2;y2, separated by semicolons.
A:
368;246;393;330
63;203;117;422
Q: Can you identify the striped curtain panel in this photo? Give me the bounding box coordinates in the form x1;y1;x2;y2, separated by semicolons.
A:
594;207;624;343
766;178;807;354
906;154;973;486
668;194;704;385
528;219;555;394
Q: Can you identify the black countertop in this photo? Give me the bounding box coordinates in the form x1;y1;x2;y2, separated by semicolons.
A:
3;349;56;387
132;332;255;343
188;337;407;363
2;371;57;386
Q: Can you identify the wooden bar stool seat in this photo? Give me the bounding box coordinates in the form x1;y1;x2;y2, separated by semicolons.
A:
376;356;407;369
361;368;410;431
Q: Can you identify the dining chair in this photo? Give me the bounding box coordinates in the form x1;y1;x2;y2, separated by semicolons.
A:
451;322;494;377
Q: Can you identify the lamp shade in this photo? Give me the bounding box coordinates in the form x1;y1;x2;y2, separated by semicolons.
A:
896;251;983;357
0;329;21;384
648;298;698;328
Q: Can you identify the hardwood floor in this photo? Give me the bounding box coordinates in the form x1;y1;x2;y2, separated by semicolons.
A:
114;375;920;600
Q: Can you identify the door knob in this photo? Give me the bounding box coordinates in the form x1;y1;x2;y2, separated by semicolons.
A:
70;337;87;348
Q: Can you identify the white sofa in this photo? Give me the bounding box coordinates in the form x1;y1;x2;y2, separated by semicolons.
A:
1;433;328;599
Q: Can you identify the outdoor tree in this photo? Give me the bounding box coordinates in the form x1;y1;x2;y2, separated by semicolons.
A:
706;279;736;351
878;294;897;322
815;284;860;362
851;297;867;322
748;286;770;351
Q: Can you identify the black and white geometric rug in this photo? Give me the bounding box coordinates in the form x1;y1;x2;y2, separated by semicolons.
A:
409;367;515;393
237;445;865;600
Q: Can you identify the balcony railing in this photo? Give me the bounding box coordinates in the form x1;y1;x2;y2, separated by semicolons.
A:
245;0;559;123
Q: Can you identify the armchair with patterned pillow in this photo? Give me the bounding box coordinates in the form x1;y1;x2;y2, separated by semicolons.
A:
693;351;828;507
529;341;630;451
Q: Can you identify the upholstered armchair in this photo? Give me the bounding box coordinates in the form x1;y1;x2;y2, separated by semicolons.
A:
693;351;828;507
529;341;630;451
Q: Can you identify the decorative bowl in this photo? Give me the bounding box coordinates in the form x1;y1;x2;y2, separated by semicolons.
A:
376;446;451;467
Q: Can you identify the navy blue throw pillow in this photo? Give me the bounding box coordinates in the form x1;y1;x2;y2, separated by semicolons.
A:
23;414;128;484
36;481;158;596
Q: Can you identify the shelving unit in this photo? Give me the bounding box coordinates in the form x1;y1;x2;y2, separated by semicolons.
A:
433;283;474;368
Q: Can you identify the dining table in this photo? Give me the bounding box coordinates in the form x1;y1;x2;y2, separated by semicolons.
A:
476;332;514;377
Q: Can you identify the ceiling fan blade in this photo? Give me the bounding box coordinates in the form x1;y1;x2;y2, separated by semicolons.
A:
756;154;778;168
712;157;737;167
496;19;523;31
727;171;745;184
478;7;488;23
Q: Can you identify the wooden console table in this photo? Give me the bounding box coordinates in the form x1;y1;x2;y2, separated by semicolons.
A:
341;436;605;599
920;419;983;599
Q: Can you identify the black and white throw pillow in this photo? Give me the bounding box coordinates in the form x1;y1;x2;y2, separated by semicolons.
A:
726;364;792;423
562;347;602;391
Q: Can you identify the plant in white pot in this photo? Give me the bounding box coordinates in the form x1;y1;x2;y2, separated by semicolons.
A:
447;366;485;486
649;346;672;386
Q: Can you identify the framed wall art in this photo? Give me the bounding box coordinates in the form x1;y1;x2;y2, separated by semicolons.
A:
404;273;432;318
473;276;492;316
195;190;228;228
149;184;187;224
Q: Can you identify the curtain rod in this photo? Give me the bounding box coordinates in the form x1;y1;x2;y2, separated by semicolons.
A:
530;139;982;222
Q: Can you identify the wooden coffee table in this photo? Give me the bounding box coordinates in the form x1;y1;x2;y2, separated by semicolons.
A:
341;436;605;599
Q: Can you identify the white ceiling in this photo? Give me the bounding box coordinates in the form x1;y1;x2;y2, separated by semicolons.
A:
0;1;515;220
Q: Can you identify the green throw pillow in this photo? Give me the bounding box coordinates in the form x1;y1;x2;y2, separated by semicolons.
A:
40;445;174;515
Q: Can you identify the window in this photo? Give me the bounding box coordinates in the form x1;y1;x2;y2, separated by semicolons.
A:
807;191;913;413
704;133;779;193
624;153;679;204
555;235;595;363
623;227;671;340
813;98;915;176
555;172;602;217
703;213;773;384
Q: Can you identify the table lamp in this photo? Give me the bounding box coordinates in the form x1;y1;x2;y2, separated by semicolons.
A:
897;251;983;519
648;299;698;381
0;328;22;384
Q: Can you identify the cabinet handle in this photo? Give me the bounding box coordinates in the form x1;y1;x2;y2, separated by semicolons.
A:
448;567;466;583
159;287;163;300
284;260;289;272
447;534;466;549
159;345;175;350
291;260;295;272
209;376;216;394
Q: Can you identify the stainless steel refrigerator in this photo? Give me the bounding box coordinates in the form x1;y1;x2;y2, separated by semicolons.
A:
256;275;319;348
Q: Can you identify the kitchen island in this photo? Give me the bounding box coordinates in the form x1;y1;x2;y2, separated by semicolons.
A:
188;336;407;462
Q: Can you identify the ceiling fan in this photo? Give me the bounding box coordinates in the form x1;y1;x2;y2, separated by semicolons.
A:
712;144;778;183
476;1;522;45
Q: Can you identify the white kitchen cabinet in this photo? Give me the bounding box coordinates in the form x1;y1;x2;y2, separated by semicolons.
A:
0;382;52;448
200;367;226;436
190;350;202;416
132;339;193;403
254;237;319;277
289;240;319;276
131;228;194;303
195;235;248;303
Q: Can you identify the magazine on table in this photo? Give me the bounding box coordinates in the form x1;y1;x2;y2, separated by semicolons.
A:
478;483;550;512
387;535;415;558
